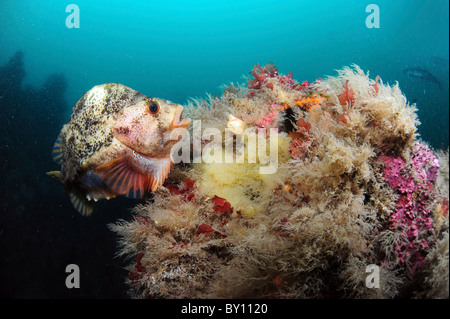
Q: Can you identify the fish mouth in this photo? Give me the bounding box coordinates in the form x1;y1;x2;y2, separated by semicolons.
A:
172;105;191;129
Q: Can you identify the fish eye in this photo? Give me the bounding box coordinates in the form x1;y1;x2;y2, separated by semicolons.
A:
149;101;159;114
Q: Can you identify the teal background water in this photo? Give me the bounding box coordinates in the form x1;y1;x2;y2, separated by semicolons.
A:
0;0;448;298
1;0;448;147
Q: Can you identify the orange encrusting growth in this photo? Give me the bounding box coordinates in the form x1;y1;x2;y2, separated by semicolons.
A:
294;95;325;111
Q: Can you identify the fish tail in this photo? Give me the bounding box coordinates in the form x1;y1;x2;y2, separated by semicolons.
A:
47;170;94;216
68;188;94;217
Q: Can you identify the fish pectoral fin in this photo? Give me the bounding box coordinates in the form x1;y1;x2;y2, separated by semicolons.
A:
147;157;173;192
69;189;94;216
52;133;64;165
96;156;172;199
96;156;147;199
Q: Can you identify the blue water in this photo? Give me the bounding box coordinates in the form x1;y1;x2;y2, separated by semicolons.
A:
1;0;448;147
0;0;448;298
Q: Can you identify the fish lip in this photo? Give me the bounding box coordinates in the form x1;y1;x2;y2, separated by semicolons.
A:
172;105;191;129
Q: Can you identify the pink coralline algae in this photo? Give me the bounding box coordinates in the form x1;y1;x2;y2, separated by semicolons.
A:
258;103;280;127
279;71;295;85
380;142;439;276
411;142;440;182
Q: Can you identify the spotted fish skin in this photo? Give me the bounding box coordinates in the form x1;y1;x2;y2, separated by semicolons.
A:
49;83;191;216
59;83;146;183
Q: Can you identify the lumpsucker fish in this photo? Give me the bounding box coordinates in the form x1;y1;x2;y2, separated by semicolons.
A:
47;83;191;216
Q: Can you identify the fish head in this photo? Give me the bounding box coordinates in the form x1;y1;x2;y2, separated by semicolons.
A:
113;98;191;157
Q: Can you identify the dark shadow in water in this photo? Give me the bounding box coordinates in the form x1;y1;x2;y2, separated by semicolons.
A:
0;51;130;298
400;56;449;150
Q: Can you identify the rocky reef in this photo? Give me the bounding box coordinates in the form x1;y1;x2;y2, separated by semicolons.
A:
110;64;449;298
